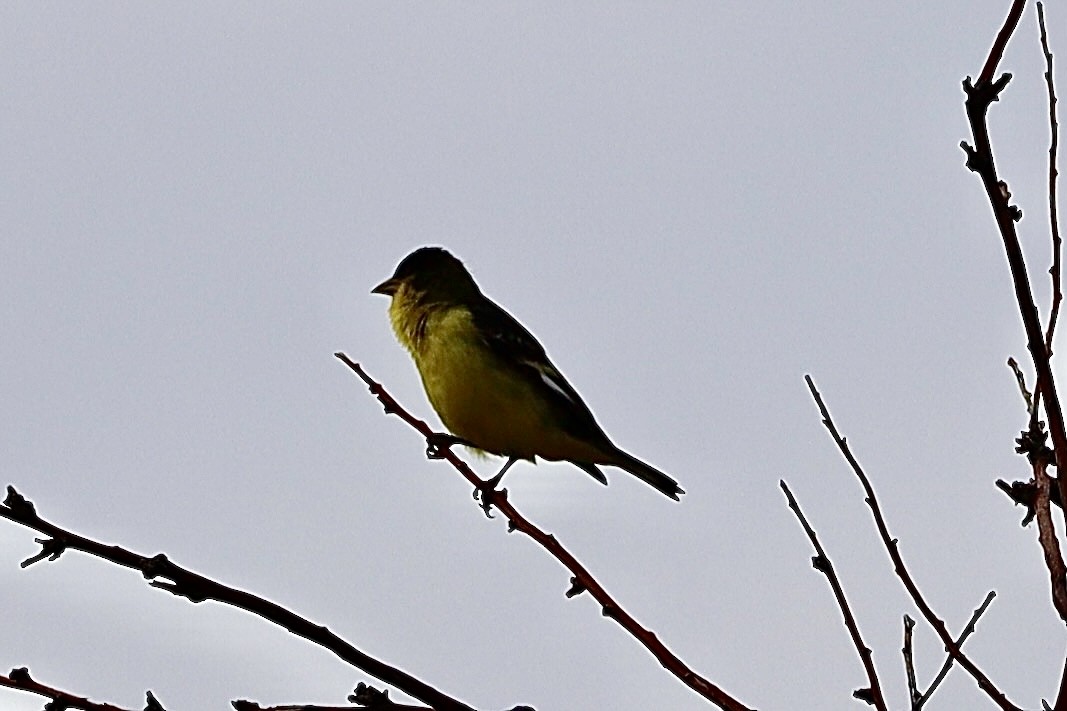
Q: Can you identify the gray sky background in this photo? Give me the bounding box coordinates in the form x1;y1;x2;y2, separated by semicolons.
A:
1;3;1063;710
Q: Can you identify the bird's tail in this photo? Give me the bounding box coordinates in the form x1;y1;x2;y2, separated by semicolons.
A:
611;449;685;500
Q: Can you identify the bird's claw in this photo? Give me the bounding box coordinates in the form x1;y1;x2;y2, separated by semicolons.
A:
473;474;506;517
426;432;467;459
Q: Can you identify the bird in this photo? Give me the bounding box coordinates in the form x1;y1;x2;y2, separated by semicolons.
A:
372;246;684;500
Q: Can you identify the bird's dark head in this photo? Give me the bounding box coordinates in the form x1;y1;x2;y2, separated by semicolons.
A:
372;246;479;301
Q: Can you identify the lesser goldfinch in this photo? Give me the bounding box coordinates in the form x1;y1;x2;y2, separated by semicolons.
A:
372;246;684;501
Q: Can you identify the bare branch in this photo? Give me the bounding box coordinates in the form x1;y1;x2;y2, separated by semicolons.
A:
805;375;1021;711
1039;2;1063;353
903;616;920;708
0;487;475;711
780;480;887;710
964;0;1067;528
336;353;757;711
0;667;162;711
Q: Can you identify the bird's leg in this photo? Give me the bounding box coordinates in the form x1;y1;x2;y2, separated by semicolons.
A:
484;457;518;491
425;432;474;459
474;457;518;516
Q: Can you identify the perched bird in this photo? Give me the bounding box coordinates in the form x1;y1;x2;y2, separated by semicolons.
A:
372;246;684;500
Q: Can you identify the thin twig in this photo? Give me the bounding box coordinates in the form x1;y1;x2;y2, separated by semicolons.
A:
903;616;920;708
336;354;757;711
1008;357;1036;418
780;480;887;710
915;591;997;709
0;487;476;711
1040;1;1063;354
805;375;1021;711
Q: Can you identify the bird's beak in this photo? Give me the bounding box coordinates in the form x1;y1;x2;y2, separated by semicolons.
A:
371;277;400;296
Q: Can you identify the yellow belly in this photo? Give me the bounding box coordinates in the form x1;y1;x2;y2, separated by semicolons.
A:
410;308;605;463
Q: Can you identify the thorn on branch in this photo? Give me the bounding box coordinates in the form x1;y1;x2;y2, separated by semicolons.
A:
565;576;587;598
853;687;876;706
998;182;1023;221
146;691;165;711
376;399;398;417
350;682;394;708
961;141;987;173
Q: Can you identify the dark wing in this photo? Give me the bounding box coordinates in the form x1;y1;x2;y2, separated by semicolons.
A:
469;297;616;451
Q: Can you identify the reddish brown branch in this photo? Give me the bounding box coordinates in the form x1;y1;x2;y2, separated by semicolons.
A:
966;13;1067;710
979;0;1028;86
0;488;475;711
964;0;1067;524
0;667;162;711
336;353;756;711
1034;450;1067;622
780;481;887;710
805;376;1021;711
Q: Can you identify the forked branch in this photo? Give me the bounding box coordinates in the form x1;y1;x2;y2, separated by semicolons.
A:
805;376;1021;711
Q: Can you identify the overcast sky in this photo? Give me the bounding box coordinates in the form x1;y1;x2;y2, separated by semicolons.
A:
2;3;1064;710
